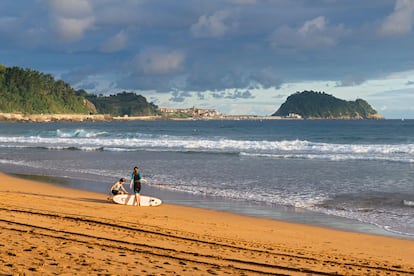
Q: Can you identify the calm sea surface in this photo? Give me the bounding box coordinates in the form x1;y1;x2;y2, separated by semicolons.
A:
0;119;413;238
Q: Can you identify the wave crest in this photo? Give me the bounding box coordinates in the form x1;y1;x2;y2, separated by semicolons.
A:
1;133;414;163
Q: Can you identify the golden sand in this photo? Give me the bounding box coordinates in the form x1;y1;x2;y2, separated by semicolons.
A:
0;172;413;275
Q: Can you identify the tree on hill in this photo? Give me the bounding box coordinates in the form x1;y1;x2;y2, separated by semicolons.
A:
80;91;159;117
272;90;381;119
0;65;95;114
0;65;159;116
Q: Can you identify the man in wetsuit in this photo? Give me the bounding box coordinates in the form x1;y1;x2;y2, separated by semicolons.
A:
130;166;142;206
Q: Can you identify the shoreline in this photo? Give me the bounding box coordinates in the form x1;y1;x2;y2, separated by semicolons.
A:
0;112;390;123
1;172;413;275
0;112;288;122
9;171;405;239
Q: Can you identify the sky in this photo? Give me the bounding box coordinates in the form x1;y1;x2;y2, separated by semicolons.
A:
1;0;414;119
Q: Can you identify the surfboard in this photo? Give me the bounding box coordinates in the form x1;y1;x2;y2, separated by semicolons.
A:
112;194;162;207
403;200;414;207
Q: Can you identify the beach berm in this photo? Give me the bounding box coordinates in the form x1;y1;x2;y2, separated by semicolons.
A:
0;172;413;275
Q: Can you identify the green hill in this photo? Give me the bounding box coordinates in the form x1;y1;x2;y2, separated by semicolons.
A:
78;90;159;117
272;91;382;119
0;65;158;116
0;65;95;114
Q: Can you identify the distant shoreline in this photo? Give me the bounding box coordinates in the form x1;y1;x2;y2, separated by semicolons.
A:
0;113;156;122
0;112;389;123
0;112;296;122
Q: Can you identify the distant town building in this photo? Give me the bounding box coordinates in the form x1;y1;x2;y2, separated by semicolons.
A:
287;113;302;119
159;106;221;118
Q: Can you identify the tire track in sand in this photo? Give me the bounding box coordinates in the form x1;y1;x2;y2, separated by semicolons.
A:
1;206;413;275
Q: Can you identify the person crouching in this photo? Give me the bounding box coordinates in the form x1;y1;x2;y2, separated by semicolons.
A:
108;177;127;199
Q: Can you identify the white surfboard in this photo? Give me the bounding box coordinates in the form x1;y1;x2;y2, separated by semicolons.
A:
112;194;162;207
403;200;414;207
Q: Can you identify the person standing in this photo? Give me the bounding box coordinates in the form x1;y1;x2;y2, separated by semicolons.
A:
130;166;142;206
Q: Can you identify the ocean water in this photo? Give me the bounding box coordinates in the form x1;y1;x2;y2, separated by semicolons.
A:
0;119;413;238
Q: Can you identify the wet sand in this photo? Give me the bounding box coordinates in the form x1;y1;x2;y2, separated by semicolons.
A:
0;172;413;275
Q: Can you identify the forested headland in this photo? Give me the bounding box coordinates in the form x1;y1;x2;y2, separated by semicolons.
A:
0;65;94;114
0;65;158;117
272;91;383;119
77;90;159;117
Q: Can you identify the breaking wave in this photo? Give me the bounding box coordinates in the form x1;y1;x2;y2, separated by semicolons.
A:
1;131;414;163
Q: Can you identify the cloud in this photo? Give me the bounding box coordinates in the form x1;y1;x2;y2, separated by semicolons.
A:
272;94;285;99
54;17;95;41
116;74;176;92
61;66;95;84
77;81;100;90
269;16;348;50
210;89;255;99
299;16;326;35
134;48;185;75
371;87;414;97
46;0;95;41
0;16;48;48
249;68;283;89
197;92;205;100
169;90;192;102
101;30;128;53
211;91;225;99
191;10;237;38
379;0;414;36
335;77;366;87
47;0;93;18
225;90;255;99
185;66;283;92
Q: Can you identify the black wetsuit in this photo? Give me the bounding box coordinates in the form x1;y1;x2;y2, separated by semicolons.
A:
132;172;141;194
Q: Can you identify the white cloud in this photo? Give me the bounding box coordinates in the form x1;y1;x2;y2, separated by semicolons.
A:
385;69;414;79
47;0;95;41
47;0;93;18
269;16;347;50
298;16;326;35
191;10;236;38
379;0;414;36
335;77;366;87
54;16;95;41
135;48;186;75
250;68;283;89
101;30;128;53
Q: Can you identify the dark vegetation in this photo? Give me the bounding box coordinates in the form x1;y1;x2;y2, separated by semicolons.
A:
0;65;93;114
77;90;159;117
272;91;381;119
0;65;158;116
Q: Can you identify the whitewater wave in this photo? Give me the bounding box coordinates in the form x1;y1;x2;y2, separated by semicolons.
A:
403;200;414;207
56;129;108;138
1;134;414;163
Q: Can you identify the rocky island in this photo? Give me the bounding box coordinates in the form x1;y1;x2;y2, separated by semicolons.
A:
272;91;383;119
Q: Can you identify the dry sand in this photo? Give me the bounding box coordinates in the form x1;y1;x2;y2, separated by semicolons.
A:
0;172;413;275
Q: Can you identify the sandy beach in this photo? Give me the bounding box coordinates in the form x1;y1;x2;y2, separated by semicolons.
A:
0;172;413;275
